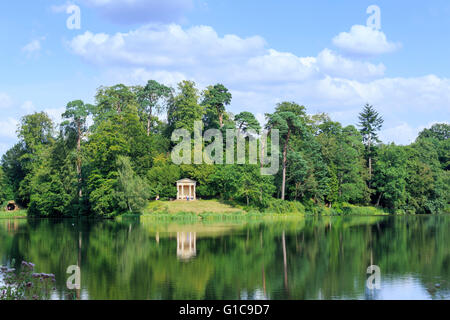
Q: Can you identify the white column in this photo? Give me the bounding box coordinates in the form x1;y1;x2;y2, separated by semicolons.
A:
189;184;192;199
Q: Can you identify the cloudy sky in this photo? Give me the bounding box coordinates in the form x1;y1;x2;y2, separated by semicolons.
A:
0;0;449;156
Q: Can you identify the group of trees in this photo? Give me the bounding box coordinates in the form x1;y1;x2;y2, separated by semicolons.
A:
0;80;448;217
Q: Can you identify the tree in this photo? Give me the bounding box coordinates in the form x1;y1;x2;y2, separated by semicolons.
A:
116;156;149;213
358;104;384;181
417;123;449;141
316;120;369;205
372;144;408;211
417;123;450;170
61;100;93;198
266;102;306;200
1;144;26;201
167;81;204;133
210;164;274;206
15;113;55;205
18;112;54;153
234;111;261;134
94;84;137;118
202;84;232;128
147;154;181;199
0;166;13;204
135;80;172;135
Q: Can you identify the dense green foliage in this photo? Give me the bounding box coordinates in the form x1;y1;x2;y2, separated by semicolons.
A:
0;79;448;217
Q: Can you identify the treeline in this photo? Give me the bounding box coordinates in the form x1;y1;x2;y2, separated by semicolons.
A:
0;80;448;217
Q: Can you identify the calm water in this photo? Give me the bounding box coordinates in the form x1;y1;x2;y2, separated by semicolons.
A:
1;215;449;300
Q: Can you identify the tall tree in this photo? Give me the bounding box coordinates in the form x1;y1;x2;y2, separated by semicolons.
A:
167;81;204;133
18;112;54;153
202;84;232;128
94;84;136;118
116;156;149;213
0;166;13;204
266;102;306;200
234;111;261;134
358;104;383;181
135;80;172;136
62;100;92;198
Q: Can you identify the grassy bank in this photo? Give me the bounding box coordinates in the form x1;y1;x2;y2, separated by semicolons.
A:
140;199;389;219
0;209;27;218
0;200;392;220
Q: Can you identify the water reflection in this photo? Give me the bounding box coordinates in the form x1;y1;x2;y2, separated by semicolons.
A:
0;215;449;300
177;232;197;261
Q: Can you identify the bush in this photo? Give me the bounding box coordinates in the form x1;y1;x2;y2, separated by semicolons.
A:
0;261;56;300
341;203;388;216
263;199;305;214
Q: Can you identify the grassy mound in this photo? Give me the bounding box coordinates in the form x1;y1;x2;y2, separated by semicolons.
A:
143;200;245;215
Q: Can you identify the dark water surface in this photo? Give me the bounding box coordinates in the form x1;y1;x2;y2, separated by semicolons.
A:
1;215;449;300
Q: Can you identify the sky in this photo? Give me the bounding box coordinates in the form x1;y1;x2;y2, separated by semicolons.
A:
0;0;449;156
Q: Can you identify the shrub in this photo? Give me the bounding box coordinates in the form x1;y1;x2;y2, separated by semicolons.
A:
0;261;56;300
264;199;305;214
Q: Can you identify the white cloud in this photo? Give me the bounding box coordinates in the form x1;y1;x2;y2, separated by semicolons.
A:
379;122;418;145
332;25;401;56
0;118;19;139
50;1;74;13
316;49;385;80
69;25;385;85
69;24;267;68
67;23;450;145
21;101;36;113
0;93;13;109
78;0;193;24
0;143;11;157
379;121;450;145
22;37;45;56
44;107;66;125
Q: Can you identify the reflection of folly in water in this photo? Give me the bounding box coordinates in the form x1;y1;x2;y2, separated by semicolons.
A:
177;232;197;260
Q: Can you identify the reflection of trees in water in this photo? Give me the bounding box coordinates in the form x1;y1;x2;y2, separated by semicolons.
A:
0;216;449;300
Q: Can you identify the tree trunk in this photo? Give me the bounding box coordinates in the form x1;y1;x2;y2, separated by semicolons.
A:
376;192;383;207
368;136;372;185
147;106;153;136
281;129;291;200
219;112;224;128
77;122;82;199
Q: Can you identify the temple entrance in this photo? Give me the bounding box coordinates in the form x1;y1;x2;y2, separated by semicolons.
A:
176;179;197;201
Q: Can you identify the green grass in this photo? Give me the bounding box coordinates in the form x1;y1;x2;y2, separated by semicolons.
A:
142;199;245;215
0;209;27;218
140;200;303;221
140;199;390;219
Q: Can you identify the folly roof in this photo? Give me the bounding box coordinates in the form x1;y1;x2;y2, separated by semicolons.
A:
176;178;197;184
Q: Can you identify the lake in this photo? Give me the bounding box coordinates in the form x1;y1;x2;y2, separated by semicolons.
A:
1;215;449;300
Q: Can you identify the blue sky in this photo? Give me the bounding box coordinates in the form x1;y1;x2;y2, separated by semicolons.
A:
0;0;449;156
